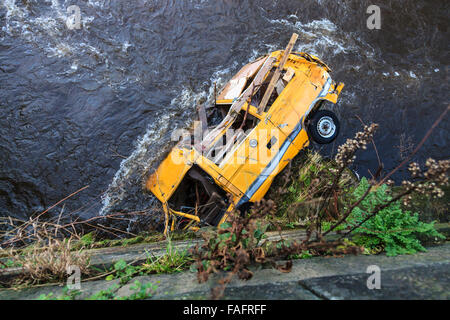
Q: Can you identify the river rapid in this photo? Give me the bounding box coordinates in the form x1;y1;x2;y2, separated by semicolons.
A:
0;0;448;228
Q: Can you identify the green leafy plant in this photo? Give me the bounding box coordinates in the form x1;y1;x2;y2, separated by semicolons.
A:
119;280;157;300
37;280;156;300
344;178;445;256
6;238;91;285
141;238;192;274
105;238;192;284
87;284;120;300
79;233;95;247
106;259;141;284
268;150;358;231
0;259;16;269
288;250;313;260
38;287;82;300
191;202;303;299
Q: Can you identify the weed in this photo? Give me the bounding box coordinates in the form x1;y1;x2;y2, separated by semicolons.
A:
38;287;82;300
192;119;448;299
79;233;95;247
106;259;141;284
87;284;120;300
104;238;192;284
37;280;156;300
141;238;192;274
343;178;445;256
0;258;17;269
6;238;91;285
189;201;353;299
70;230;199;251
119;280;157;300
268;150;357;230
288;250;313;260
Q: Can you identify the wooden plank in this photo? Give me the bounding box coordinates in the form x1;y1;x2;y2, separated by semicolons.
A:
197;56;276;153
217;56;267;101
283;67;295;82
257;33;298;114
230;56;276;114
197;103;208;133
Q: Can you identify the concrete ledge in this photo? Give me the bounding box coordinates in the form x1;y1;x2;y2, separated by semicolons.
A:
299;263;449;300
1;243;447;300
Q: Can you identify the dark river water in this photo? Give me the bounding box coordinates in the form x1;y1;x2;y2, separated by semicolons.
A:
0;0;448;226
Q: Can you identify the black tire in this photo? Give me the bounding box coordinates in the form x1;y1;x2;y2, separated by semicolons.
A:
307;110;340;144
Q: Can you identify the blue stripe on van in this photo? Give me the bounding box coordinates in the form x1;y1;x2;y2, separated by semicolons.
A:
236;77;332;208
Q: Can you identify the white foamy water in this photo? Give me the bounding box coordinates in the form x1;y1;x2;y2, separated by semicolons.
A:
1;0;136;88
2;0;94;40
98;87;211;216
98;63;240;215
98;111;173;215
268;16;357;56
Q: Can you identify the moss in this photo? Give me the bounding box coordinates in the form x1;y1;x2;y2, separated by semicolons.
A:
0;229;200;263
96;239;112;247
121;236;145;247
71;230;200;250
80;232;95;246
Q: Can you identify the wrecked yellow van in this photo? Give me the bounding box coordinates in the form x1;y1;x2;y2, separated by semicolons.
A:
146;34;344;233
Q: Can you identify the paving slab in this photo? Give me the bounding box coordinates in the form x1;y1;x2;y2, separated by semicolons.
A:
116;243;450;300
0;278;121;300
300;263;449;300
1;242;448;300
88;229;308;269
165;282;320;300
3;223;448;279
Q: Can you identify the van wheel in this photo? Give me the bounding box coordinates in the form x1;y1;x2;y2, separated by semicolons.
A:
308;110;340;144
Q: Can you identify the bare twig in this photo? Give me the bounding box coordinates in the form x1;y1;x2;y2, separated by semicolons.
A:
378;105;449;186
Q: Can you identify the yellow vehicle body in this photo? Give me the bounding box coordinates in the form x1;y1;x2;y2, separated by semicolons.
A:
146;46;344;233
